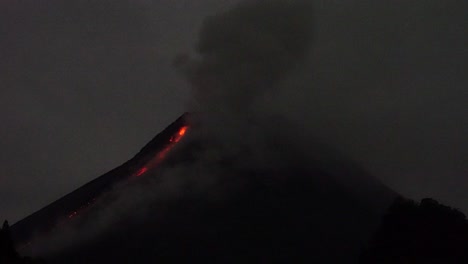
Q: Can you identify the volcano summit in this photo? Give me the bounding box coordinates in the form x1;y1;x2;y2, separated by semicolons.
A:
10;112;397;263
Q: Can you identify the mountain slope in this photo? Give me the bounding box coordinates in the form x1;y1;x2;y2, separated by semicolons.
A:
13;114;398;263
11;113;189;245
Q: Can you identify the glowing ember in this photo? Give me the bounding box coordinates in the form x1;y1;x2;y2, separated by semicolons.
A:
179;126;188;136
170;126;189;143
66;198;96;219
68;211;78;219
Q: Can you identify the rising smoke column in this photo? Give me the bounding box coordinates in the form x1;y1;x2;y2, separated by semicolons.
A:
179;0;314;141
175;0;394;212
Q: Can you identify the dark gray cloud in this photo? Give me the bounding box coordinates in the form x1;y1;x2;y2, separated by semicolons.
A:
177;0;314;154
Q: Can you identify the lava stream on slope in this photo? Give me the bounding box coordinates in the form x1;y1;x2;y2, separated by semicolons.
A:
133;125;189;177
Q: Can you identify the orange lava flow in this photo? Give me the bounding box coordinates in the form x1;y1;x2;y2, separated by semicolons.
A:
69;125;189;220
19;125;190;250
170;126;188;143
133;125;189;177
134;167;149;177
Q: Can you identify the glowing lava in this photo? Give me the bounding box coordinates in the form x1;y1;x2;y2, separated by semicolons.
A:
170;126;188;143
67;125;189;222
17;117;190;250
134;167;149;177
66;198;96;220
133;125;189;177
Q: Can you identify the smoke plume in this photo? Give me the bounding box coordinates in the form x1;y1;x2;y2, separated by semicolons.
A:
178;0;315;167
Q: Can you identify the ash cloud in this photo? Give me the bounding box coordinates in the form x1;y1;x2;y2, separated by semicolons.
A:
177;0;316;165
174;0;318;182
185;0;313;114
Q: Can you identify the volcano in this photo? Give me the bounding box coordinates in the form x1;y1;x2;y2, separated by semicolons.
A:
11;113;398;263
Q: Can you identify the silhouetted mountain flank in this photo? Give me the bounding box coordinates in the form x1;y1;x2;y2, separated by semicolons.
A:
12;114;400;263
11;114;189;245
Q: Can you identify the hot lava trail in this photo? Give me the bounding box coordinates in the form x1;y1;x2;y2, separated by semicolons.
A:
11;114;190;246
133;125;189;177
68;125;190;220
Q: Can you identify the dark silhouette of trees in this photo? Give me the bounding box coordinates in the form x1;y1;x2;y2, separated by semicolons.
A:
0;220;45;264
360;197;468;263
0;220;19;263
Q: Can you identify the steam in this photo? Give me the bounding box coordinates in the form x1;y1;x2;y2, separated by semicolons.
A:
173;0;317;195
185;0;313;113
188;1;311;117
178;0;315;168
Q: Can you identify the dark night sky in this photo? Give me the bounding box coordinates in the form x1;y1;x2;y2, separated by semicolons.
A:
1;0;467;223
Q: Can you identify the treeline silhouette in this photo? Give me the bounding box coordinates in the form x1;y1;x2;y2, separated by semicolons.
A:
360;197;468;263
0;220;45;264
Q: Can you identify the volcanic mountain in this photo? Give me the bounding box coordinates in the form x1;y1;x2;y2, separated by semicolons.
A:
12;113;398;263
